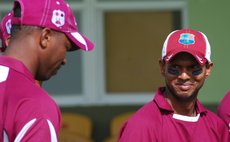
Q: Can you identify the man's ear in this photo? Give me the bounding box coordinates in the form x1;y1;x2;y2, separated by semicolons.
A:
40;28;52;49
5;38;10;47
205;62;213;78
159;59;166;76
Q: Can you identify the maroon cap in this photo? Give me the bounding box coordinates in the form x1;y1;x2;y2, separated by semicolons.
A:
12;0;94;51
0;12;13;51
162;29;211;65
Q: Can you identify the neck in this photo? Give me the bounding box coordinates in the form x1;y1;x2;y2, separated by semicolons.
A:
164;89;197;116
5;41;39;77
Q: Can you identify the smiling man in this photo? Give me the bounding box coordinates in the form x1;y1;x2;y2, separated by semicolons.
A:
118;29;229;142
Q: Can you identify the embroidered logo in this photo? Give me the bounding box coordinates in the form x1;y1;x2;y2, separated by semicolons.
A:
179;33;195;45
52;10;65;27
5;19;11;34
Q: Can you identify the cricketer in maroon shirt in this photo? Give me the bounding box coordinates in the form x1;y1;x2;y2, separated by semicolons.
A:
0;0;94;141
119;29;230;142
119;87;229;142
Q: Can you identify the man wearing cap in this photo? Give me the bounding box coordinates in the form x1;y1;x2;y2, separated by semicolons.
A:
0;0;94;141
118;29;229;142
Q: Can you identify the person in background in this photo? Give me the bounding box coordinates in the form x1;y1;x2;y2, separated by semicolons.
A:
217;91;230;131
0;0;94;141
118;29;229;142
0;12;12;52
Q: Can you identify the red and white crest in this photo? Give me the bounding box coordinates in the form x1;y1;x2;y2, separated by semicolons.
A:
51;10;65;27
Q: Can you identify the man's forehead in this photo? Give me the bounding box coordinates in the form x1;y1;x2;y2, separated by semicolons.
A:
169;52;199;65
171;52;196;60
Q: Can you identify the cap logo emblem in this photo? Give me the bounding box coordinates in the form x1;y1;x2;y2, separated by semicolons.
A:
5;19;12;34
179;33;195;45
52;10;65;27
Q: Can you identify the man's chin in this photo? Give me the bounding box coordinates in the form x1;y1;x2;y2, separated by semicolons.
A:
175;92;197;102
36;75;52;82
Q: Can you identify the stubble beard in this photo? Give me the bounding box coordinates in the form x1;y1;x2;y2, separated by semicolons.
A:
165;83;202;103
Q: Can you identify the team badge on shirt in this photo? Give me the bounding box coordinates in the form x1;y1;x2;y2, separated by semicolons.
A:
179;33;195;45
52;10;65;27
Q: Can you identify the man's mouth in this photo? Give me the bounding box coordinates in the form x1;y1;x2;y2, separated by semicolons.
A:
177;83;193;91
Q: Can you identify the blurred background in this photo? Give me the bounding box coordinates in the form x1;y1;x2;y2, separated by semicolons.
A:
1;0;230;141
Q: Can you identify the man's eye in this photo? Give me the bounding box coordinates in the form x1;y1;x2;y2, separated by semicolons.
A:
167;67;180;76
192;69;203;76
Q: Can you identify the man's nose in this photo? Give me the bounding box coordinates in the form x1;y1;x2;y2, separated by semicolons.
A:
178;70;190;80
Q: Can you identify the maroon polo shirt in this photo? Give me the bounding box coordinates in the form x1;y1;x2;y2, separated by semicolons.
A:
119;87;229;142
0;56;61;142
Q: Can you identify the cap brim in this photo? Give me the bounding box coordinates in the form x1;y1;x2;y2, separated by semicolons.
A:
164;49;207;65
66;32;94;51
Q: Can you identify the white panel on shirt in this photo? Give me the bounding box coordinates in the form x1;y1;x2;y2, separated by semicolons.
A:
228;123;230;132
14;118;37;142
173;114;200;122
3;130;9;142
13;118;57;142
0;65;9;83
47;120;58;142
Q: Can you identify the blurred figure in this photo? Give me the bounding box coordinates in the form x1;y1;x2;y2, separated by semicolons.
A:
0;12;12;52
217;91;230;131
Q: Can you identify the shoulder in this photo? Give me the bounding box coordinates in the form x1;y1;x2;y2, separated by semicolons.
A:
120;100;162;133
15;87;60;120
12;91;61;136
119;101;163;141
6;77;58;112
196;99;226;127
202;110;230;141
131;100;161;124
218;91;230;112
5;79;61;128
202;109;227;129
